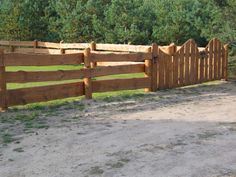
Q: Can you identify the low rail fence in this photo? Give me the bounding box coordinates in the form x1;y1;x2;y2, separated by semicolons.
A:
0;38;228;111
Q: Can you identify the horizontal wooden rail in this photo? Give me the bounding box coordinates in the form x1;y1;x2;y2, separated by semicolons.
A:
92;77;150;92
0;40;35;47
96;43;151;52
90;52;152;62
60;43;90;49
13;48;61;54
6;64;144;83
7;82;84;106
37;42;60;49
4;53;83;66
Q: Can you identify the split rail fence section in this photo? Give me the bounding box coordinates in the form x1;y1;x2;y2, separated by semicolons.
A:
0;38;228;110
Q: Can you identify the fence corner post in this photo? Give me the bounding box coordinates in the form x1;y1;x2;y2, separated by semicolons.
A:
90;41;97;68
224;44;229;81
83;48;92;99
152;43;158;92
145;47;153;92
0;49;7;112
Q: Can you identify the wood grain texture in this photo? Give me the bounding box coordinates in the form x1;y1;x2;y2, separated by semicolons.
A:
92;78;150;92
96;43;151;52
4;53;83;66
6;64;144;83
90;52;152;62
7;82;84;106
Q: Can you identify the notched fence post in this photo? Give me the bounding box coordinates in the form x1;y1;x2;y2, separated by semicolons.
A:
83;48;92;99
0;49;7;111
145;47;153;92
90;41;97;68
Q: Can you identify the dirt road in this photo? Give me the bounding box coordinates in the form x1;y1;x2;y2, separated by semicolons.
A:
0;81;236;177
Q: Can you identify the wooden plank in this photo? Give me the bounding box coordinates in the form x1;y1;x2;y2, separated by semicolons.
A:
4;53;83;66
173;52;179;87
92;78;150;93
199;52;204;83
90;52;152;62
209;40;213;80
0;41;10;46
6;64;144;83
190;41;195;84
204;48;209;81
6;70;86;83
9;41;35;47
213;39;218;80
60;43;90;49
184;41;190;85
0;49;7;111
92;64;144;77
7;82;84;106
158;49;165;89
96;43;151;52
13;48;62;54
218;41;222;79
195;46;200;83
64;49;84;54
37;42;61;49
179;47;184;86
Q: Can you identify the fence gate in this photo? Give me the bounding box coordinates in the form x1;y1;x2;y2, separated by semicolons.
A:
156;38;228;90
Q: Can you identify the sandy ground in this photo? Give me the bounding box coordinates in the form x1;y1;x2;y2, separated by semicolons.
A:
0;81;236;177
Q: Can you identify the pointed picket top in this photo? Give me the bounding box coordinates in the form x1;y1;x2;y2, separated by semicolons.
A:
175;38;199;54
205;38;224;51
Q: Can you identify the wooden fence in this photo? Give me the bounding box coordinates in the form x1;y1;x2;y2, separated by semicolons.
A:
0;38;228;111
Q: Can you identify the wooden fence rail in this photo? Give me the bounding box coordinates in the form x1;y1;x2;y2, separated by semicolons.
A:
0;38;228;111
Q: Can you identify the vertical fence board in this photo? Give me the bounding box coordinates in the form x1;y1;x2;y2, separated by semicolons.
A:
195;45;199;83
190;40;195;84
158;49;165;89
179;47;184;86
204;47;209;81
218;41;222;79
173;53;179;87
209;40;213;80
213;39;218;80
184;41;190;85
199;53;204;83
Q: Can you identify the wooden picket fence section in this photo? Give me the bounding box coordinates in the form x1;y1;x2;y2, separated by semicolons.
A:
0;38;228;111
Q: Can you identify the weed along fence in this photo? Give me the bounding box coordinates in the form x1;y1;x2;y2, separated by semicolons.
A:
0;38;228;111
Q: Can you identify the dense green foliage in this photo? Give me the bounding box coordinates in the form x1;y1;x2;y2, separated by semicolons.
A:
0;0;236;46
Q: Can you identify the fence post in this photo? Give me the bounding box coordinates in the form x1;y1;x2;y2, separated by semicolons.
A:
145;47;153;92
83;48;92;99
9;45;14;52
60;40;65;54
34;40;38;53
0;49;7;111
224;44;229;80
90;41;97;68
152;43;158;92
